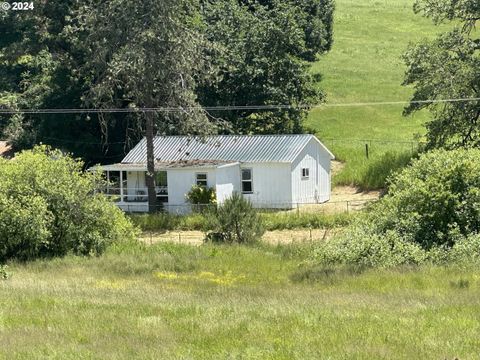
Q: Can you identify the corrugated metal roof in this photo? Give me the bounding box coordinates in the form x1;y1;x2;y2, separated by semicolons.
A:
122;134;331;164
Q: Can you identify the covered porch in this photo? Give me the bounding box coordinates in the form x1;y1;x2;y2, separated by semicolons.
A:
95;164;168;213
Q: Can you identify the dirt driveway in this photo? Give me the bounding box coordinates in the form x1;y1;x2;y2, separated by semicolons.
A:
139;228;341;246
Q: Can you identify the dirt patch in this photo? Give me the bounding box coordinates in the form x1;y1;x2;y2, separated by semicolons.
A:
262;229;338;244
331;160;345;177
140;231;204;246
139;229;338;246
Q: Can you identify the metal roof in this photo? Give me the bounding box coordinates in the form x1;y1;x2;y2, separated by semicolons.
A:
122;134;334;164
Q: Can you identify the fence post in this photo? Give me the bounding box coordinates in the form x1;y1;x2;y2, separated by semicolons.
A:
346;201;349;214
365;143;369;159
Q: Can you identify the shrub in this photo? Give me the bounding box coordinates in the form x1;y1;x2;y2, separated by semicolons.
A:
186;185;216;209
311;148;480;268
372;148;480;249
0;146;137;262
208;193;264;244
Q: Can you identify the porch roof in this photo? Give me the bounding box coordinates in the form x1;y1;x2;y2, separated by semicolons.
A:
92;160;238;172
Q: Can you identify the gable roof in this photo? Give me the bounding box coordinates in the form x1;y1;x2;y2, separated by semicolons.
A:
122;134;334;164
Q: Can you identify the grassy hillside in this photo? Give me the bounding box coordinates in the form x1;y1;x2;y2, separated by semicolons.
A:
1;242;480;359
307;0;447;188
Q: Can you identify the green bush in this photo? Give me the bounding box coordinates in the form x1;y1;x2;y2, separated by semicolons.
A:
208;193;265;244
0;146;137;262
311;148;480;268
374;148;480;249
186;185;216;205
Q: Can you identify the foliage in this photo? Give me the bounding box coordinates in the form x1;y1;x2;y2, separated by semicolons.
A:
260;211;353;230
0;146;137;262
197;0;333;134
1;0;333;161
331;145;418;190
0;265;10;280
130;208;349;233
311;148;480;268
376;148;480;248
185;185;217;205
208;193;265;244
0;2;133;164
129;212;212;232
70;0;215;136
306;0;449;189
403;0;480;148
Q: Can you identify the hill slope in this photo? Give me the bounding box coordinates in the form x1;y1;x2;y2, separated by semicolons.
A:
307;0;447;188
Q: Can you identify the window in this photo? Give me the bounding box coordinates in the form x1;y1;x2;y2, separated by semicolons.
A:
241;169;253;193
196;173;208;187
301;168;310;179
155;171;168;187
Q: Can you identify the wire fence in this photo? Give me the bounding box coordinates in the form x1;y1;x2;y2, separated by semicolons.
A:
322;138;426;159
117;198;378;215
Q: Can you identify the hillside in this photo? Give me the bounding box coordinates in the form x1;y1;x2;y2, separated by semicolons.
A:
307;0;448;188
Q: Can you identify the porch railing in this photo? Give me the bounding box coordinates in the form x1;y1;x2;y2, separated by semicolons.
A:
100;187;168;203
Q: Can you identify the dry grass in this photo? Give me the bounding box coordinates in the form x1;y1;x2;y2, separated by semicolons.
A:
139;229;341;246
1;242;480;359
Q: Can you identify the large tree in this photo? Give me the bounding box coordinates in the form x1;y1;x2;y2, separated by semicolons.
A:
198;0;334;134
0;1;133;166
0;0;334;163
403;0;480;148
70;0;215;212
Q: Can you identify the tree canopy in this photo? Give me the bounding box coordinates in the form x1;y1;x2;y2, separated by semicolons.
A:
0;0;334;162
198;0;333;134
403;0;480;149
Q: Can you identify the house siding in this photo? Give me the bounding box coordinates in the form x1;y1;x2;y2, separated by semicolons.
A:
240;163;292;208
167;168;217;208
291;138;331;204
216;163;241;204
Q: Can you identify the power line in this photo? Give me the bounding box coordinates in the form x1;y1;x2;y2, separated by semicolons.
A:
0;97;478;115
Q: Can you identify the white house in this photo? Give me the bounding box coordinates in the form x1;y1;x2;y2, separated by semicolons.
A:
95;134;335;213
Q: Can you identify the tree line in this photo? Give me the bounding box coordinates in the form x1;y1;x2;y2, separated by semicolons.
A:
0;0;478;161
0;0;334;164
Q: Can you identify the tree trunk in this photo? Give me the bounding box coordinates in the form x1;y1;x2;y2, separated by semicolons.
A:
145;111;157;213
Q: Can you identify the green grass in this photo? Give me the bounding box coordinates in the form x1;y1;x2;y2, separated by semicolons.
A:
307;0;448;188
1;241;480;359
129;211;353;232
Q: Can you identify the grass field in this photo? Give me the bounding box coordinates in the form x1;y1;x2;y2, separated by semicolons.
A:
307;0;448;188
1;241;480;359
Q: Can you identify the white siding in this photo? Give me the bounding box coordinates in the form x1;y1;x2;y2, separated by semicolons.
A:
216;163;241;204
291;138;331;204
167;168;217;207
241;163;292;208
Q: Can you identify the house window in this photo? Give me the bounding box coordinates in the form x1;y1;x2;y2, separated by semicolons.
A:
241;169;253;193
196;173;208;187
301;168;310;179
155;171;168;187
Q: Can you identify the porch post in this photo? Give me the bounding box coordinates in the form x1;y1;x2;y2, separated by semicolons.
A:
120;170;124;202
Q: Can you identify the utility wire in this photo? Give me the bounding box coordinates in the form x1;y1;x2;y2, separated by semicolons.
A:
0;97;478;115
